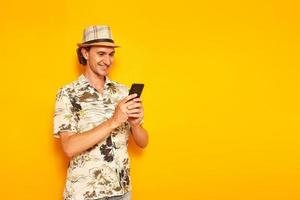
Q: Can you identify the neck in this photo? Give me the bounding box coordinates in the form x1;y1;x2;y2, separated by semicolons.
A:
83;68;106;93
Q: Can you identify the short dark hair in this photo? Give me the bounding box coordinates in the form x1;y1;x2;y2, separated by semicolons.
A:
76;47;91;65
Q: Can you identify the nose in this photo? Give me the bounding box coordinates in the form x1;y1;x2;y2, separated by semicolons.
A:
103;55;111;66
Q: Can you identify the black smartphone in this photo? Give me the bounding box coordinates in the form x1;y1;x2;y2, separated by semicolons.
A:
128;83;144;99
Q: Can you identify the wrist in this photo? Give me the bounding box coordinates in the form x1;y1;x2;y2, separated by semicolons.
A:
130;123;141;129
108;118;119;130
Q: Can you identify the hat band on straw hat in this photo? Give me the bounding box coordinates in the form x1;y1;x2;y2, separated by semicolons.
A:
83;38;115;44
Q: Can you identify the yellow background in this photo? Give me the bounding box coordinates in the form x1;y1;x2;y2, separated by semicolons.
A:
0;0;300;199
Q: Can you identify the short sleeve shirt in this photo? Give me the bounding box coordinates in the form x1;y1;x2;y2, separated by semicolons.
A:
53;74;137;200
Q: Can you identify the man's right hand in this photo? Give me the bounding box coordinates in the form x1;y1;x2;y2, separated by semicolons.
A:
110;93;138;129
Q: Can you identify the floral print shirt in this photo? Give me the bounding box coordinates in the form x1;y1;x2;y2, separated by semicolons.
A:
53;74;133;200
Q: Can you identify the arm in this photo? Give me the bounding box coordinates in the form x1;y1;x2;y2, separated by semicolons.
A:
127;97;149;148
131;124;148;148
60;94;138;158
60;118;117;158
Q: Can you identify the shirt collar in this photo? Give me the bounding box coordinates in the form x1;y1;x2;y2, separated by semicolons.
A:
78;74;113;90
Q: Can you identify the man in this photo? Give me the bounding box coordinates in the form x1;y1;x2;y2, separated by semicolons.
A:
53;25;148;200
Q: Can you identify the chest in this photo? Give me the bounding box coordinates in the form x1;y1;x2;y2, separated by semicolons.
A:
72;89;124;132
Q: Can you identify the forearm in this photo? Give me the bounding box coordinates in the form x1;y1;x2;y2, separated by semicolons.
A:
64;119;117;157
131;124;148;148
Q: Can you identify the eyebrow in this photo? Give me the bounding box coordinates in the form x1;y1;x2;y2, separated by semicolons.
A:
97;51;115;54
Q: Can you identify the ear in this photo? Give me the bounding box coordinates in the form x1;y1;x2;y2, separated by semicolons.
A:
81;47;89;60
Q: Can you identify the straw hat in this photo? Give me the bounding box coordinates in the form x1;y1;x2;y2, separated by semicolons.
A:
77;25;120;48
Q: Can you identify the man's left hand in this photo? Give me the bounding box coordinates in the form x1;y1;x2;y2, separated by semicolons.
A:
126;97;144;126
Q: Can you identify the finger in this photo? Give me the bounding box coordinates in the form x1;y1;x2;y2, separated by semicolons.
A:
127;109;141;114
127;103;142;110
123;99;137;109
129;111;143;117
128;113;140;118
133;98;142;103
120;100;134;112
121;94;138;104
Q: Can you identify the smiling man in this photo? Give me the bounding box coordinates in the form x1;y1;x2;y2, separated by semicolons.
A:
53;25;148;200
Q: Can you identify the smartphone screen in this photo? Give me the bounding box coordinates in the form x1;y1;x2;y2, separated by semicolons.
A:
128;83;144;98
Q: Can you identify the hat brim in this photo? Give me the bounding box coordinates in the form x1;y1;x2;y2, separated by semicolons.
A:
77;42;120;48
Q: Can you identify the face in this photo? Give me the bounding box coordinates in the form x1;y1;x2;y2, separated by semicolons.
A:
82;46;115;77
